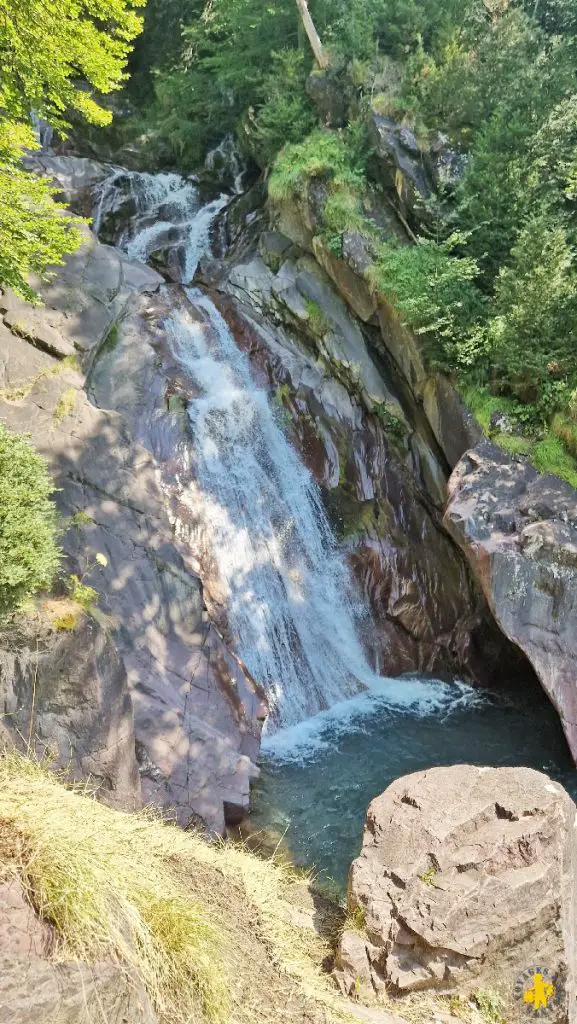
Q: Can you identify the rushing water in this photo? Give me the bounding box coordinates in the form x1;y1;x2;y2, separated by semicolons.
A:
166;294;376;727
93;168;229;280
92;157;577;878
93;157;392;727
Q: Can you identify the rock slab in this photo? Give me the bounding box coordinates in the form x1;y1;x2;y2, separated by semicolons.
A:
444;441;577;763
336;765;577;1022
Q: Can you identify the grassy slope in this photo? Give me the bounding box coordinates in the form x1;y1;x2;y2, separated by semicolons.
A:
0;751;350;1024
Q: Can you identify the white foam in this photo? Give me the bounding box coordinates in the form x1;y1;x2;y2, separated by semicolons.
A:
262;677;487;762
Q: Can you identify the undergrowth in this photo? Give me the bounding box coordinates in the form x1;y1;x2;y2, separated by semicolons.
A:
462;385;577;487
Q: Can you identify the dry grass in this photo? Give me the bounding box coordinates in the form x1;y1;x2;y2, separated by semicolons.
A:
53;385;78;424
0;750;359;1024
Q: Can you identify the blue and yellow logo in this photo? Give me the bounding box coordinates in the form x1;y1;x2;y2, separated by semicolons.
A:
515;967;560;1017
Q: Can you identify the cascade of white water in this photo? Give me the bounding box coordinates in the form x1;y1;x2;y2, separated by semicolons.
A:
93;158;381;729
92;167;227;277
166;292;377;728
205;135;245;194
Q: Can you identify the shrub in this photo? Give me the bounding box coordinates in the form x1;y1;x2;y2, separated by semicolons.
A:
369;234;483;370
269;128;365;202
532;435;577;488
0;426;60;614
67;575;99;612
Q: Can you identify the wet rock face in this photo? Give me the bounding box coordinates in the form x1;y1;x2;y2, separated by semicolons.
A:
0;226;262;834
211;252;521;685
336;765;577;1021
445;441;577;764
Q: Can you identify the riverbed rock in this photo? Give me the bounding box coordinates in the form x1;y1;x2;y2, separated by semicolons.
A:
0;223;262;833
336;765;577;1023
444;441;577;765
24;154;112;217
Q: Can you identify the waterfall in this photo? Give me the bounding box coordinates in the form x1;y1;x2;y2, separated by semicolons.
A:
167;294;376;728
205;135;245;195
92;159;379;729
31;113;54;153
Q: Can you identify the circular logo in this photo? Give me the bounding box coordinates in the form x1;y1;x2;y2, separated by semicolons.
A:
514;967;562;1017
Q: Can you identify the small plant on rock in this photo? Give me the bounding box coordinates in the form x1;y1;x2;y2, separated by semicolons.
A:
65;552;108;613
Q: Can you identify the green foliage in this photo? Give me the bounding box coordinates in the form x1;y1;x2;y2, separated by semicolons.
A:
373;403;408;447
67;575;99;612
0;0;143;299
70;510;94;528
269;129;364;202
344;904;367;933
533;435;577;487
460;385;517;435
0;124;84;301
243;51;316;169
304;299;329;338
0;0;144;131
473;989;506;1024
483;219;577;409
135;0;300;166
0;425;60;614
551;410;577;459
369;234;483;368
461;386;577;487
125;0;577;483
52;610;81;631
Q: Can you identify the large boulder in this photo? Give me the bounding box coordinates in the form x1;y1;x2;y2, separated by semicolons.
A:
335;765;577;1022
444;442;577;764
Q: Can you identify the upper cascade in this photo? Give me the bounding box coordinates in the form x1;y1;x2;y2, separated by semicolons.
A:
92;169;228;282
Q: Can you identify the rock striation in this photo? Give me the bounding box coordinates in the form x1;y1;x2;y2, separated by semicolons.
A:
335;765;577;1023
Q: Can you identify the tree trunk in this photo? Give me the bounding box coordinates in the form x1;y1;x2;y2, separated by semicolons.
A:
295;0;329;70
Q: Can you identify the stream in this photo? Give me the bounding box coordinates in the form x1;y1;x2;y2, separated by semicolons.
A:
92;157;577;885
